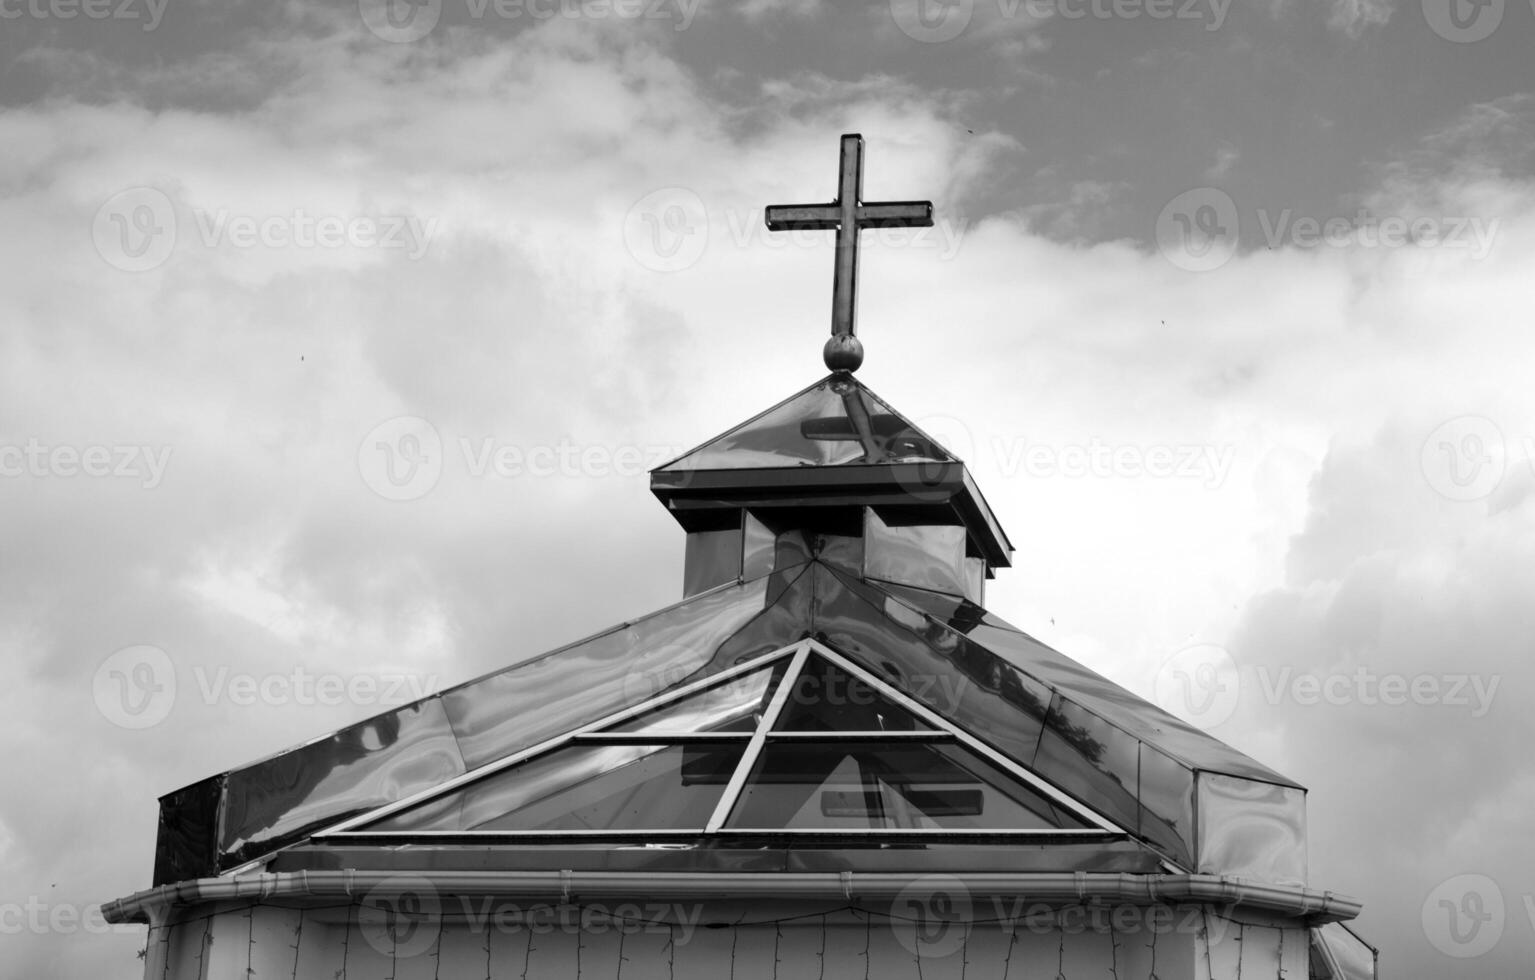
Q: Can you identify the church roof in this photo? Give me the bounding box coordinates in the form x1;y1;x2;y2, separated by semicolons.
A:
144;134;1308;909
151;553;1305;889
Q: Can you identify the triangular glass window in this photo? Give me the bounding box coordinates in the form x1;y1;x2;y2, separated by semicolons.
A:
345;643;1114;838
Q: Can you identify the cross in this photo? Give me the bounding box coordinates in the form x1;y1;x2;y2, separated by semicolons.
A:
765;133;933;373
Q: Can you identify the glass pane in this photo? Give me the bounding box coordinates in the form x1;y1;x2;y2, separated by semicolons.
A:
864;509;971;598
369;742;744;832
1308;936;1334;980
963;557;985;605
814;564;1051;763
742;511;777;581
683;524;742;597
1137;742;1196;868
1031;694;1142;836
441;576;773;770
220;698;466;870
1317;924;1375;980
774;656;936;733
659;377;955;471
724;739;1090;831
1196;772;1308;885
608;661;787;734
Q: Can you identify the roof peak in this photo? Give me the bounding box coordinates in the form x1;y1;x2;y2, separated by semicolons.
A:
649;376;1014;569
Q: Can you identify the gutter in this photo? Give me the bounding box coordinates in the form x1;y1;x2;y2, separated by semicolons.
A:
103;870;1360;926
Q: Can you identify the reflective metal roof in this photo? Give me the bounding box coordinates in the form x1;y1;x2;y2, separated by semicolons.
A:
154;558;1305;887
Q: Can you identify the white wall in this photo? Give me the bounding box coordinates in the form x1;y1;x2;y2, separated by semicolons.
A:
147;898;1309;979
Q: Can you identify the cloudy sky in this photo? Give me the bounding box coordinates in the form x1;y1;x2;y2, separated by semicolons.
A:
2;0;1533;976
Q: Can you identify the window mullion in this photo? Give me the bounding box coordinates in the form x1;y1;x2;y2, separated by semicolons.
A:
704;641;812;833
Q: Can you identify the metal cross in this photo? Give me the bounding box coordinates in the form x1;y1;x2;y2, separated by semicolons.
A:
765;133;933;373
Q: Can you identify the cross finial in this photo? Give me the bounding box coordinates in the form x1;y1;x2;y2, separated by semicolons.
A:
765;134;934;373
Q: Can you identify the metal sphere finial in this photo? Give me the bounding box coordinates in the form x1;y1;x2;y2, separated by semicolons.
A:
824;334;864;373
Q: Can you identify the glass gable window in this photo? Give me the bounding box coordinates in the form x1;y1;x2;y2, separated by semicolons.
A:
344;642;1113;839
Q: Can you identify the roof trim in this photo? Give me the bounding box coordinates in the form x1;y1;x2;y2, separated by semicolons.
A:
102;869;1362;927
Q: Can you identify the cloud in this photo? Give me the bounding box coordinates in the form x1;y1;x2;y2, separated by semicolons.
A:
1227;423;1535;976
736;0;820;19
1255;0;1396;36
3;7;1534;980
1205;141;1240;180
1325;0;1395;36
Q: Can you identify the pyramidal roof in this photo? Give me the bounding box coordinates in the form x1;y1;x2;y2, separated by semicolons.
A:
655;374;958;471
148;556;1307;890
652;375;1014;569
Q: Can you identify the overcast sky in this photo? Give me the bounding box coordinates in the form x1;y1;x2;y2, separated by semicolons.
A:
2;1;1533;977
